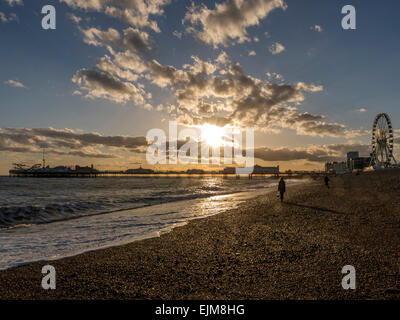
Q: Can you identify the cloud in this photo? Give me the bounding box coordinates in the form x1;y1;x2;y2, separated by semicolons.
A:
0;12;6;23
184;0;287;47
81;27;121;47
216;51;229;64
112;50;149;73
4;79;26;88
311;25;323;32
72;27;155;106
52;150;118;158
269;42;285;55
96;55;139;81
0;126;375;166
59;0;104;11
294;120;345;137
266;72;283;82
255;146;332;162
72;68;147;104
73;32;359;138
72;18;359;139
0;137;34;153
122;27;153;55
3;0;23;6
67;12;82;24
172;30;182;39
0;11;18;23
94;48;349;137
81;26;152;55
60;0;170;32
254;143;371;163
0;127;149;158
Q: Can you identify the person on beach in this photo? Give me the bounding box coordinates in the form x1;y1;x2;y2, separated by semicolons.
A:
324;175;330;188
278;177;286;202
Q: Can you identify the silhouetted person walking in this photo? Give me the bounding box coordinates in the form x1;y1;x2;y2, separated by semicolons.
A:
278;177;286;202
324;175;330;188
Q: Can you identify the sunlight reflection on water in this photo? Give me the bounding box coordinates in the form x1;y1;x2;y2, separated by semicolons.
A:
0;178;305;269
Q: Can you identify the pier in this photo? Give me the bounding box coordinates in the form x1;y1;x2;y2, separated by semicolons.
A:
8;164;320;178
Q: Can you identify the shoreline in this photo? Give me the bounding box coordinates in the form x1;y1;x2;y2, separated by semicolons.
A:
0;179;311;272
0;175;301;231
0;172;399;299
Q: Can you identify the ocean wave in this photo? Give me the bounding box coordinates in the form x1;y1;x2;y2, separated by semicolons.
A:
0;176;282;229
0;192;224;228
0;203;101;228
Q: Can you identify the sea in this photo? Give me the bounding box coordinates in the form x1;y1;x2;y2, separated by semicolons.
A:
0;176;304;270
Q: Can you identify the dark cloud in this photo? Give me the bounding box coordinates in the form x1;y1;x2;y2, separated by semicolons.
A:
296;121;346;137
254;147;332;162
51;150;117;159
0;136;33;153
190;116;232;128
122;27;152;55
81;26;153;56
0;128;149;160
4;128;148;150
254;143;372;163
72;68;147;104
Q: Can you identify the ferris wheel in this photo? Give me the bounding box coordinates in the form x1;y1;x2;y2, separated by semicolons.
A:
371;113;396;168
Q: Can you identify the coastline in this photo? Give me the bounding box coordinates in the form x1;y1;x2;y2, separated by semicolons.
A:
0;178;306;271
0;172;399;299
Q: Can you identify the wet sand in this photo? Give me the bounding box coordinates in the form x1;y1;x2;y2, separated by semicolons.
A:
0;171;399;300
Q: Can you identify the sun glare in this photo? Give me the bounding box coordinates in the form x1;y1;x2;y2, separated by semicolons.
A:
201;124;225;147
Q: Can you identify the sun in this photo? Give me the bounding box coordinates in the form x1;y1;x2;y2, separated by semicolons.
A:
201;124;225;147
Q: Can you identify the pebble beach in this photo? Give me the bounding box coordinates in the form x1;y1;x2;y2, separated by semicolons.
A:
0;171;399;300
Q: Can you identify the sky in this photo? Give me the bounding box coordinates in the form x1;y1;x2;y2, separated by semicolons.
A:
1;0;400;174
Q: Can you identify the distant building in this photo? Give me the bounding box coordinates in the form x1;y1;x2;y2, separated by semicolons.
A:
125;166;154;174
334;162;348;174
325;161;349;174
346;151;360;170
75;165;97;173
347;151;359;161
9;164;99;177
326;151;371;174
252;165;279;174
348;157;371;171
325;162;333;173
220;165;279;175
220;167;236;174
52;166;71;173
186;169;205;174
